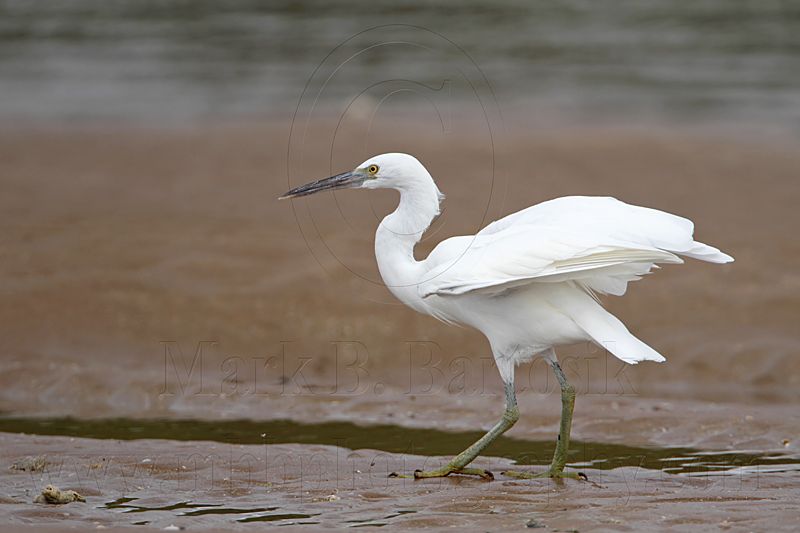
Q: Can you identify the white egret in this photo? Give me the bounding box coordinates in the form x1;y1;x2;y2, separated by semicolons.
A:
280;153;733;480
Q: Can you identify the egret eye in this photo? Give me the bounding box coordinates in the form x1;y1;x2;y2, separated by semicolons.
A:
368;164;379;175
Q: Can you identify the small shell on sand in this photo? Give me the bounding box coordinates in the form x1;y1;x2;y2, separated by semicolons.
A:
33;485;85;504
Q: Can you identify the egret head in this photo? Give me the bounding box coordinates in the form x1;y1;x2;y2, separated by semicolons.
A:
279;153;442;200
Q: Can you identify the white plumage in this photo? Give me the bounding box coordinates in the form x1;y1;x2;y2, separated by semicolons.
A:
422;195;730;298
357;154;732;381
281;152;733;480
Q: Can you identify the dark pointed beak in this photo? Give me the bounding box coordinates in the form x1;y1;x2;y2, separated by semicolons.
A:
279;170;365;199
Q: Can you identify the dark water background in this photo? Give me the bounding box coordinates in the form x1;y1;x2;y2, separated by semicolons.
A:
1;1;798;128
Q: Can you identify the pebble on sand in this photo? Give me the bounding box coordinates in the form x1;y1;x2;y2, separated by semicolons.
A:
33;484;86;505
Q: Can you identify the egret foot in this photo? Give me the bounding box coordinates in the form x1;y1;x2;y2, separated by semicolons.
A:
413;466;494;480
388;467;493;479
388;381;518;482
502;468;587;481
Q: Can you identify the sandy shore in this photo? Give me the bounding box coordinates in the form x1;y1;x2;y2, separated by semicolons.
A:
1;121;798;529
1;122;798;406
2;432;799;531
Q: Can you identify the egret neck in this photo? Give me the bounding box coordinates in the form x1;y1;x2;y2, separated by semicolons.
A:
374;168;442;313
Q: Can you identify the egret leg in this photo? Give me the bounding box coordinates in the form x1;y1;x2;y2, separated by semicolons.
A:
409;381;519;480
503;360;584;480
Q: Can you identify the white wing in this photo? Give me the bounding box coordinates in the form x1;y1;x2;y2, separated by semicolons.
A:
420;196;733;298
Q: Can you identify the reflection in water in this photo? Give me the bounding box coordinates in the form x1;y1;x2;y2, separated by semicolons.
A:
1;416;798;476
0;0;798;127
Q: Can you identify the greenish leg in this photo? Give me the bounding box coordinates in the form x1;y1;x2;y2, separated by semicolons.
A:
409;381;519;481
503;360;585;480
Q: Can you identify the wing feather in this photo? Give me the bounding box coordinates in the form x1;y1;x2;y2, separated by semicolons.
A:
419;196;732;299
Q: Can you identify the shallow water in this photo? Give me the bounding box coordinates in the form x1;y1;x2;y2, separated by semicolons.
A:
102;495;411;526
102;498;319;524
1;0;798;128
2;416;798;477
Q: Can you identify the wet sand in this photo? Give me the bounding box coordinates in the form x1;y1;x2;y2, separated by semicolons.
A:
1;121;799;529
2;432;799;531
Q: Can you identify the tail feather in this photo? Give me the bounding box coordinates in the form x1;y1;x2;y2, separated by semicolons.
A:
572;295;666;364
683;240;734;264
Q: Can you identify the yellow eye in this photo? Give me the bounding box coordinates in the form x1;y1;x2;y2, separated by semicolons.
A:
367;164;379;175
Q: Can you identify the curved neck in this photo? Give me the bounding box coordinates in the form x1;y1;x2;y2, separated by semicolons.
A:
374;178;442;305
